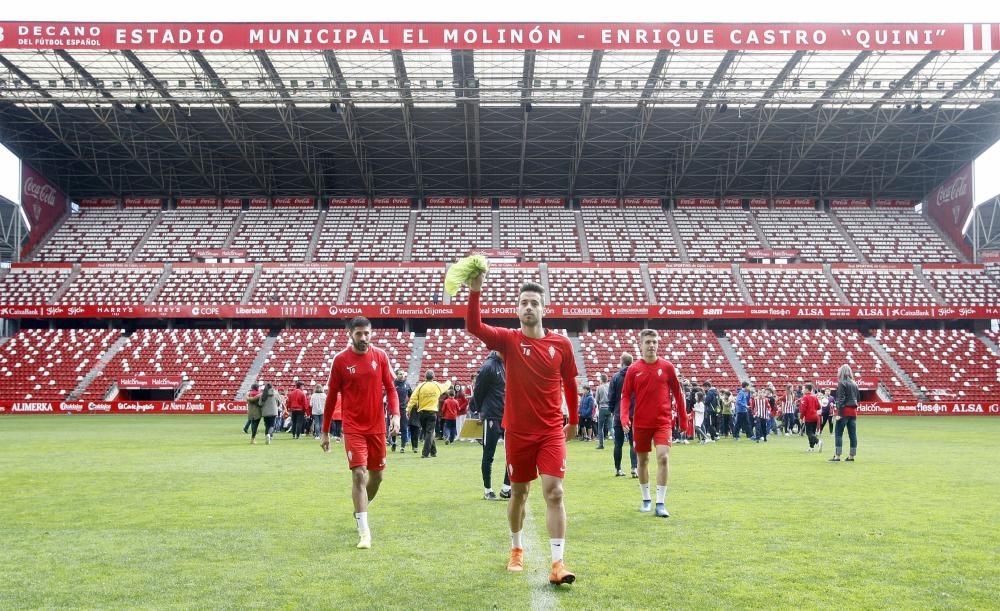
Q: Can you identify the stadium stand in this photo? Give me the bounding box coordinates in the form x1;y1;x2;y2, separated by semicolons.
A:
582;208;682;262
154;266;254;305
648;266;745;305
922;267;999;306
58;266;163;305
421;328;492;383
547;266;648;305
32;209;158;262
345;266;446;305
499;209;582;261
672;209;763;261
754;209;859;262
450;266;542;305
727;328;915;400
875;329;999;402
249;266;346;305
740;266;842;306
409;208;493;261
579;329;739;390
134;209;238;262
373;329;416;375
0;266;71;304
230;209;320;261
832;266;936;305
834;209;962;263
313;208;410;262
259;329;341;390
0;328;121;400
83;328;267;400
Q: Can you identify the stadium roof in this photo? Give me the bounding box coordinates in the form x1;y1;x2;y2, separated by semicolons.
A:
1;22;1000;199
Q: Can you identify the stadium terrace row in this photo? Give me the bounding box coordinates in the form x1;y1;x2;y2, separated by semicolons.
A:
2;327;996;405
3;263;997;307
26;205;967;264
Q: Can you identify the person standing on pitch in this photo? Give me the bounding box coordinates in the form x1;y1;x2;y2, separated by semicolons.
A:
466;273;579;586
321;317;400;549
392;370;412;452
287;380;310;439
608;353;638;478
830;365;859;462
594;373;611;449
310;384;327;440
799;383;823;453
475;351;511;501
619;329;687;518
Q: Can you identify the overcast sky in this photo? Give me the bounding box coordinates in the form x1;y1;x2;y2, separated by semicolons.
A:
2;1;999;206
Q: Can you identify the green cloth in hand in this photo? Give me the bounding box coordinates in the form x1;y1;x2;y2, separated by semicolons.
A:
444;255;489;296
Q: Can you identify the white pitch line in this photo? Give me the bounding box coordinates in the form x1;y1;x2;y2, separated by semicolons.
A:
523;503;559;611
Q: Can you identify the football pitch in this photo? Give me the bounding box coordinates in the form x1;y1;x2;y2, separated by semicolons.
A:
1;416;998;609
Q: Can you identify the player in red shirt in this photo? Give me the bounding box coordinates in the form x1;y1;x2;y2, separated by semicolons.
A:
620;329;687;518
798;383;823;453
287;380;310;439
466;273;579;586
321;317;400;549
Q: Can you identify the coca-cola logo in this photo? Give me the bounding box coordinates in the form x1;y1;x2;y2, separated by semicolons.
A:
23;176;58;207
935;174;969;207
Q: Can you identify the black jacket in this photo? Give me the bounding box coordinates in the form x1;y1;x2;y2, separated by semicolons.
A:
394;379;412;419
836;379;860;408
608;365;634;421
473;352;506;421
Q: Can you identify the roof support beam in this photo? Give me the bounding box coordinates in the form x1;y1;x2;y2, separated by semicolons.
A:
617;50;670;196
668;50;738;193
567;50;603;198
452;50;480;196
391;50;424;199
771;51;871;194
255;50;322;194
0;53;118;194
719;51;806;195
517;50;536;199
122;50;221;194
823;51;942;192
189;50;270;192
877;51;1000;193
323;50;375;197
55;50;168;193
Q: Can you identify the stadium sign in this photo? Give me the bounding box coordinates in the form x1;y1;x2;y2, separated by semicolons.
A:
0;22;994;51
117;376;184;390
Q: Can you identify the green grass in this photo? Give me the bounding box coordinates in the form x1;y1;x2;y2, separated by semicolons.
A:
1;416;998;609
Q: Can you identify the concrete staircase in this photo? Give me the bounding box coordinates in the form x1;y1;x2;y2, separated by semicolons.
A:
69;333;130;400
222;210;245;247
407;333;427;386
926;216;970;263
403;211;418;261
237;332;279;398
337;263;354;303
975;331;1000;357
128;210;163;262
666;210;689;262
574;211;590;262
569;333;589;385
145;264;172;304
748;211;771;248
823;264;851;305
827;210;868;263
49;264;80;304
732;263;754;304
639;263;656;304
492;210;501;248
305;209;327;262
864;336;926;401
716;334;750;384
913;265;946;305
539;263;552;297
240;264;263;305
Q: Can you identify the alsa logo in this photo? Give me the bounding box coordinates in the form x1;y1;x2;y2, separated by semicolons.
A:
796;308;825;316
23;176;58;207
856;308;885;317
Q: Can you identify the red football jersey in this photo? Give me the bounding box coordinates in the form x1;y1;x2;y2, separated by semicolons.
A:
466;291;579;433
322;346;399;435
619;357;686;431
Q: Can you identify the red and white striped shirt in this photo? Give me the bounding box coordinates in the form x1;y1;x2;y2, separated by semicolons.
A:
752;397;770;420
783;396;797;414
